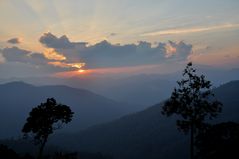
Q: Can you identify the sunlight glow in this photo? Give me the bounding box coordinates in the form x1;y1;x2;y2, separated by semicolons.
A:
165;44;177;58
48;61;86;70
53;64;171;78
78;69;85;73
43;48;66;61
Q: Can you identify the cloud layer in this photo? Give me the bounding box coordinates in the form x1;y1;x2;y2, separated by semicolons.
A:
0;32;193;77
39;33;192;69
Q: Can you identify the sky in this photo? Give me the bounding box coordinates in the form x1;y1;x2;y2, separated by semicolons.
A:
0;0;239;78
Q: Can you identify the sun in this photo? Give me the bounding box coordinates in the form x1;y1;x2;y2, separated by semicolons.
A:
78;69;85;73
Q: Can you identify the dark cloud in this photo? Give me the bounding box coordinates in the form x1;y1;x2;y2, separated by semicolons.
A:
30;53;50;65
1;46;82;72
1;46;66;65
39;32;75;49
110;33;117;36
7;38;21;44
38;33;192;69
167;41;192;60
0;47;74;76
2;47;32;63
54;39;192;69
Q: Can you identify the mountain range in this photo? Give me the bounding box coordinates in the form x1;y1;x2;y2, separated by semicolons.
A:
1;65;239;107
0;79;239;159
0;81;135;139
51;80;239;159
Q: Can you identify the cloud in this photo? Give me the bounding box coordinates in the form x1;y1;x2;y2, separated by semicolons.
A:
2;47;32;63
7;38;22;44
53;38;192;69
110;33;117;36
0;46;80;76
1;46;85;74
141;23;239;36
166;41;192;60
39;32;75;49
43;48;66;61
48;61;85;70
0;32;193;78
38;32;192;69
1;47;47;65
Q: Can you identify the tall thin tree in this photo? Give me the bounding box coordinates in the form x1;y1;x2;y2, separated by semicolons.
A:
162;62;222;159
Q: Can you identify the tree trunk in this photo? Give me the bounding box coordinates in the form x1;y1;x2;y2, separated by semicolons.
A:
190;123;194;159
38;137;47;159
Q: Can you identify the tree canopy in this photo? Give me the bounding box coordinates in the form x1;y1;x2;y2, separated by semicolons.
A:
22;98;74;159
162;62;222;159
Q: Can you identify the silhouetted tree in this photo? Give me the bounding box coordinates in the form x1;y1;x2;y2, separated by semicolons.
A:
161;62;222;159
195;122;239;159
21;153;35;159
22;98;74;159
0;144;19;159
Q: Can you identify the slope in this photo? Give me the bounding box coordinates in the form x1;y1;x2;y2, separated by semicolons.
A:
55;80;239;159
0;81;134;139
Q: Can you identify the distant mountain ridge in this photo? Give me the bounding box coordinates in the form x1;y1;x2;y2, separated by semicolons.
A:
1;65;239;107
0;81;135;139
53;80;239;159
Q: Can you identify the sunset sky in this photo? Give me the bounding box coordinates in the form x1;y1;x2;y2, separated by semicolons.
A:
0;0;239;78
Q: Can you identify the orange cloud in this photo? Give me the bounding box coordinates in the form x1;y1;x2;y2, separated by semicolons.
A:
165;44;177;58
48;61;85;70
43;48;66;61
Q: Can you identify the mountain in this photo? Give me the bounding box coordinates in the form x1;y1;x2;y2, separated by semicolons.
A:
54;104;187;159
0;81;135;139
213;80;239;122
53;80;239;159
101;66;239;107
0;75;175;108
2;65;239;107
93;74;175;107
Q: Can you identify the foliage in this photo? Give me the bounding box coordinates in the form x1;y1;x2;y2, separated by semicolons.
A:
162;62;222;132
0;144;34;159
22;98;74;158
161;62;222;159
0;144;19;159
